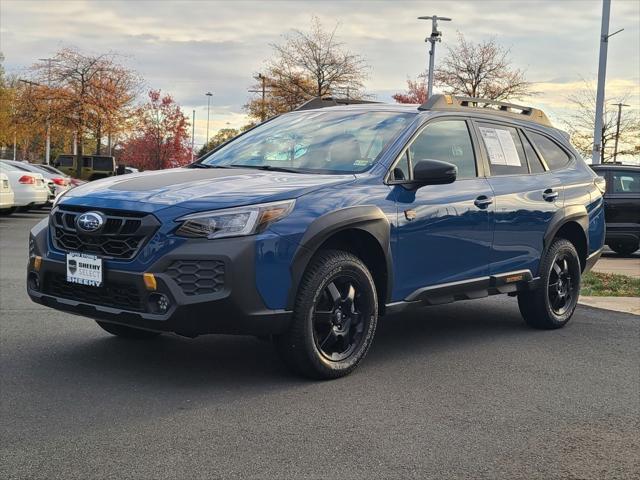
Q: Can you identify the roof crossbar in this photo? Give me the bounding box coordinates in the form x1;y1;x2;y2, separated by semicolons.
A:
294;96;382;111
418;94;553;127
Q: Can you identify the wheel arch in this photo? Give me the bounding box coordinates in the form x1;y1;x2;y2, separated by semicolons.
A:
288;206;393;313
543;205;589;272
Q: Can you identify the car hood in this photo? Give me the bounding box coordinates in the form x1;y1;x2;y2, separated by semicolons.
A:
60;167;355;213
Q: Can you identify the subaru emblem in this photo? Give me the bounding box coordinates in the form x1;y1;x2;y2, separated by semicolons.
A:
76;212;105;233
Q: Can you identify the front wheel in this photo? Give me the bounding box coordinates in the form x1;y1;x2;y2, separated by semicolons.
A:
95;321;161;339
518;238;581;329
275;250;378;379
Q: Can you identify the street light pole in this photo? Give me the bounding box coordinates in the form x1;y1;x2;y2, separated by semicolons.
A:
39;58;59;165
205;91;213;148
611;102;630;163
592;0;624;164
191;109;196;161
418;15;452;99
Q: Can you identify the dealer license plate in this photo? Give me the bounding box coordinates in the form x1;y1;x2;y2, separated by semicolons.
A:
66;252;103;287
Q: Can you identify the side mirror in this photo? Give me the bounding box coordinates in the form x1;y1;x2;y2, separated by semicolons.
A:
412;159;457;187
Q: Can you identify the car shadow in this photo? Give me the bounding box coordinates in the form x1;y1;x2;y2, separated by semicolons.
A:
28;297;531;390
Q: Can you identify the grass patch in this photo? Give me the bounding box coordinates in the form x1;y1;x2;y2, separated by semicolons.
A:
581;271;640;297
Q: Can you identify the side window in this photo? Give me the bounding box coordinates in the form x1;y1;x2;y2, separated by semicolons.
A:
409;120;476;179
520;131;546;173
477;123;529;176
528;132;571;170
611;170;640;193
391;151;410;181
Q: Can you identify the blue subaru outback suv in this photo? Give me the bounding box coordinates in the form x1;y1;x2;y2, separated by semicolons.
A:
27;95;605;379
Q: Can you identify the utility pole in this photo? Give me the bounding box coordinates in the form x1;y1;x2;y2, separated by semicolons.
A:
611;102;630;163
191;109;196;160
205;91;213;148
418;15;452;99
249;73;269;122
592;0;623;164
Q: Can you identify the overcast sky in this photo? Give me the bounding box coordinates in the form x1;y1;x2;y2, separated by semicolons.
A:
2;0;639;149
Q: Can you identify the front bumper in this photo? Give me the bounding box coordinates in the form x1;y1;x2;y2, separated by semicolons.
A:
27;226;292;337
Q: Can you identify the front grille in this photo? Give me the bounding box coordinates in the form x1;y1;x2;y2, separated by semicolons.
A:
165;260;226;296
51;206;159;260
44;272;144;311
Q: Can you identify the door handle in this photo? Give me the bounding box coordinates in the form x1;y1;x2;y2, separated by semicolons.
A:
543;189;559;202
474;195;493;209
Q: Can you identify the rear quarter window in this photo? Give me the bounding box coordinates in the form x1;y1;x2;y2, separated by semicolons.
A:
528;132;572;170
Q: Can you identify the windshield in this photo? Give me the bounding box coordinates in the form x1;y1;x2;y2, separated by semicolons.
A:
199;110;415;174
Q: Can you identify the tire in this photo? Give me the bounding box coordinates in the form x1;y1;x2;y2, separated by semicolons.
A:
518;238;581;329
95;321;161;339
608;241;639;257
275;249;378;380
0;207;16;216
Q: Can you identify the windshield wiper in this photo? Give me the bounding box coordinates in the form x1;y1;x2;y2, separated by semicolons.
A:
187;163;234;169
229;164;302;174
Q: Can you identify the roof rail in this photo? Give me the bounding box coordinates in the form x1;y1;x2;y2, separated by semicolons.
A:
418;94;553;127
294;96;382;111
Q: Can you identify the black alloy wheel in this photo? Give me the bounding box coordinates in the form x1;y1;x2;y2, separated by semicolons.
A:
518;238;581;329
276;249;378;379
547;253;577;316
312;274;371;362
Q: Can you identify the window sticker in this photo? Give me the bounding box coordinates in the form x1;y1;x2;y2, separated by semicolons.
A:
479;127;522;167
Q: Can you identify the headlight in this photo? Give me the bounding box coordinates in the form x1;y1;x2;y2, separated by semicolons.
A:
175;199;295;239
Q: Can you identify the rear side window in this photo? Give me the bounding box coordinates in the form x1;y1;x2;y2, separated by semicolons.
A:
477;124;528;176
92;157;115;170
57;156;74;167
611;170;640;193
520;132;546;173
528;132;572;170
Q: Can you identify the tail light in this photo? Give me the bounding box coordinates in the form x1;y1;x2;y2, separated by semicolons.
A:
52;177;67;186
18;175;36;184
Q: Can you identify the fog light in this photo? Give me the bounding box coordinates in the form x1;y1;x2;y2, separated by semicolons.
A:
28;272;40;291
148;293;170;314
33;256;42;272
143;273;157;291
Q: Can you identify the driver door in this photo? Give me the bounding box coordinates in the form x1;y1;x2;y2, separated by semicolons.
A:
392;118;494;300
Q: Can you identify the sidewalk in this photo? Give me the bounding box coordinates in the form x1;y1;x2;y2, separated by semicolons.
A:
592;252;640;279
579;296;640;316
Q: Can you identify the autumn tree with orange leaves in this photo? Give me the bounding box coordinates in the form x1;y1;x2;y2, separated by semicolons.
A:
119;90;192;171
21;48;140;175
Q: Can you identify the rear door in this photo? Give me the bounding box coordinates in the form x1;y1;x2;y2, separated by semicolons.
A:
606;168;640;227
473;120;564;276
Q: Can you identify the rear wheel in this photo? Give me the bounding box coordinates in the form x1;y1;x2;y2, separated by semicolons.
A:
518;238;581;329
275;249;378;379
608;240;639;256
95;321;161;339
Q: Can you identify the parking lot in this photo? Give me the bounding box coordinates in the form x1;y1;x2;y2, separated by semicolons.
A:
1;211;639;479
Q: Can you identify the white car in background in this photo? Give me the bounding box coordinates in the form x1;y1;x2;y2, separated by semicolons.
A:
0;162;49;212
1;160;71;201
0;172;15;214
30;163;75;196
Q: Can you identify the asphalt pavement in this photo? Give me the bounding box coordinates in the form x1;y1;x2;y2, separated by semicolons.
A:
1;212;639;479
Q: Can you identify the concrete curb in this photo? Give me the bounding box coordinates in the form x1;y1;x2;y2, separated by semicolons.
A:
578;296;640;316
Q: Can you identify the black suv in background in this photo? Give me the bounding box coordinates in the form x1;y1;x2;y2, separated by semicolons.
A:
591;163;640;256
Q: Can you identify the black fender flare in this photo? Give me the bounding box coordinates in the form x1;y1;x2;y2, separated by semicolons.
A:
287;205;393;309
541;204;589;272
